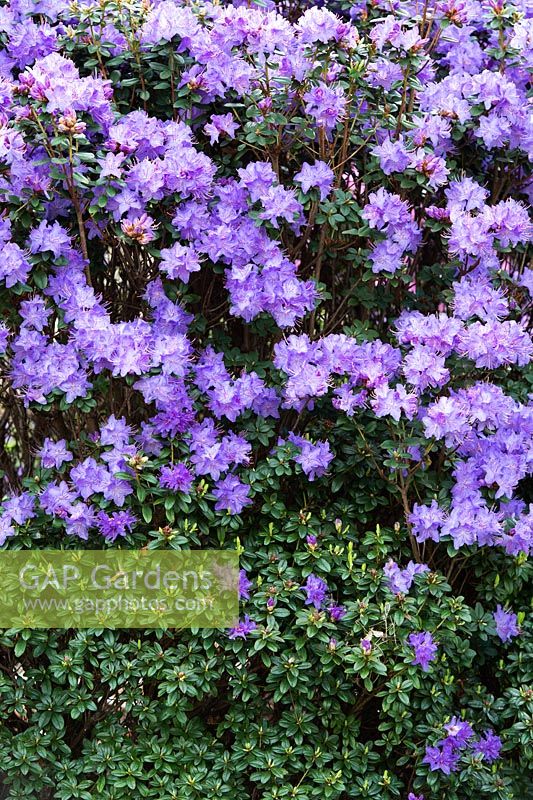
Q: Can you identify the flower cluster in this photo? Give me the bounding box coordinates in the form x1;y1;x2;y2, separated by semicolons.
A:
424;718;502;774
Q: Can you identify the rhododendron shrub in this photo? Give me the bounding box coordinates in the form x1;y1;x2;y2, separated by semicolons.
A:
0;0;531;797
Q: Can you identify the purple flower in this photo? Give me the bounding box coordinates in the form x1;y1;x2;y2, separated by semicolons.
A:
367;58;403;90
96;510;137;542
2;493;36;526
457;320;532;370
237;161;276;201
362;188;411;230
446;177;488;214
121;213;156;245
141;3;199;45
228;615;257;640
442;717;474;748
0;517;16;547
500;514;532;557
482;199;531;248
409;500;446;543
100;415;133;448
384;560;429;595
361;188;421;275
473;730;502;762
20;298;50;331
98;152;125;179
426;206;449;221
408;631;438;671
239;569;252;600
159;242;201;283
493;605;520;642
422;396;471;446
0;243;31;288
294;161;334;200
29;220;70;259
159;463;194;493
204;113;238;146
70;458;110;501
328;604;346;621
213;475;252;515
409;149;449;187
288;434;334;481
0;322;9;354
423;740;459;774
39;481;76;518
371;383;418;420
258;185;303;229
448;213;493;258
65;502;95;540
372;137;410;175
296;8;349;44
452;277;508;322
39;438;73;470
403;346;449;392
303;574;328;609
303;82;346;131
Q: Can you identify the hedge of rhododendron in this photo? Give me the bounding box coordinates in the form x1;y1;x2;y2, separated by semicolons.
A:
0;0;531;797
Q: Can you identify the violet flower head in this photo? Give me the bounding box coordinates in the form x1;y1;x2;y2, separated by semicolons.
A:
296;7;350;44
213;475;252;516
294;160;334;200
372;137;410;175
409;149;450;188
39;438;74;470
0;243;31;287
0;322;9;354
65;502;95;540
159;463;194;494
303;574;328;609
360;637;372;654
259;185;303;229
228;615;257;640
29;220;70;258
493;605;520;642
2;493;36;526
409;500;446;543
328;604;346;621
204;113;238;146
473;730;502;762
408;631;438;671
384;559;429;595
288;434;334;481
423;740;460;774
303;82;347;131
442;716;474;748
96;510;137;542
159;242;201;283
0;517;16;547
239;569;252;600
121;213;156;245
